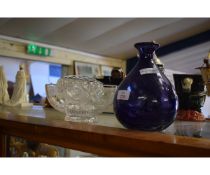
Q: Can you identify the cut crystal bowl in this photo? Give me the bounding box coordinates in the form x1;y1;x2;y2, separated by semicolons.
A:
46;75;116;123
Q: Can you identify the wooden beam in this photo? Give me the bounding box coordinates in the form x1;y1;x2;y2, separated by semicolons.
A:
0;38;126;73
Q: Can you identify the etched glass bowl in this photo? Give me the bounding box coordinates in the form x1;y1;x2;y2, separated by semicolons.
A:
46;75;116;123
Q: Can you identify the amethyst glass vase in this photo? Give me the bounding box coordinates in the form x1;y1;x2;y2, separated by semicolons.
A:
113;42;178;131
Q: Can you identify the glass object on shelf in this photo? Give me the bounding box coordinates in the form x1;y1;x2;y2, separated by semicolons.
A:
113;42;178;131
45;83;65;113
46;75;117;123
164;121;206;138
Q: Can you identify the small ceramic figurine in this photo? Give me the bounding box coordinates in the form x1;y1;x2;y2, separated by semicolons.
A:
173;74;206;121
0;64;32;107
0;65;10;104
7;64;28;106
199;55;210;96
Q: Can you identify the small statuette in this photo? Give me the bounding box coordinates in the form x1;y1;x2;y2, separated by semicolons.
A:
0;64;33;107
0;65;10;105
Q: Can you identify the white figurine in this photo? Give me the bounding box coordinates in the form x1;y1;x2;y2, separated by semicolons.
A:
0;65;10;104
1;64;32;107
7;64;28;106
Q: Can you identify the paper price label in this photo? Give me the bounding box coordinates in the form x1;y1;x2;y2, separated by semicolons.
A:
117;90;130;100
139;68;158;75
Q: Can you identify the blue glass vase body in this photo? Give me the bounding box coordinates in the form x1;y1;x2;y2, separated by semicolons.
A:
113;42;178;131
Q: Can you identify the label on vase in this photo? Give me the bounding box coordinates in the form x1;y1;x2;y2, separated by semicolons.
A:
117;90;130;100
139;68;158;75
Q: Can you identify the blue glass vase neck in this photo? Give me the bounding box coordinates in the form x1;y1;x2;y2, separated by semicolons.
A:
135;42;159;55
136;54;154;69
135;42;158;67
138;49;154;57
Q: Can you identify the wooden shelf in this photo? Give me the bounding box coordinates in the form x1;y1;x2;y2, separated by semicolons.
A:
0;105;210;157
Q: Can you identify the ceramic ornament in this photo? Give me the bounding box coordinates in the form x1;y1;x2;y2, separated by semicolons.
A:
0;65;10;104
3;64;32;107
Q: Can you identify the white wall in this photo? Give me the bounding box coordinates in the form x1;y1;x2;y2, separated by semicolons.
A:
160;41;210;74
0;56;24;82
30;62;61;97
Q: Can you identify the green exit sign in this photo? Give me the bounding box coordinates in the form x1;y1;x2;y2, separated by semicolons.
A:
27;44;51;57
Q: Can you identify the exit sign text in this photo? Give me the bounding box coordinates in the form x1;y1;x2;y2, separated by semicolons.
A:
27;44;51;57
